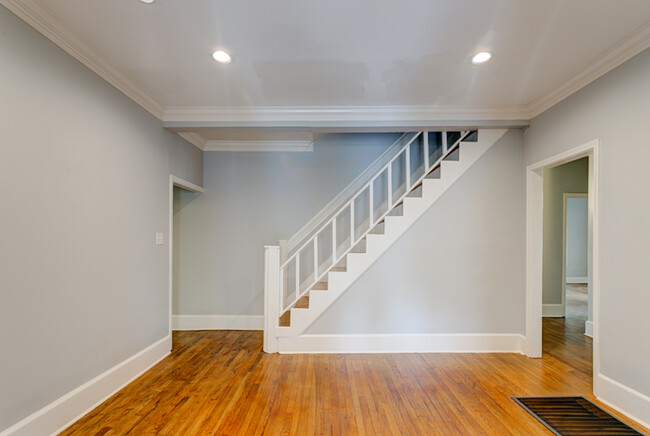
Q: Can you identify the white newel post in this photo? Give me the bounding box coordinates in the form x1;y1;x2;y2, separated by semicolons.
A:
263;245;280;353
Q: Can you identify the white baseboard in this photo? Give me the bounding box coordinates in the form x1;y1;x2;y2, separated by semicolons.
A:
172;315;263;331
584;320;593;337
566;277;589;284
278;333;525;354
0;335;171;436
543;304;565;317
596;373;650;430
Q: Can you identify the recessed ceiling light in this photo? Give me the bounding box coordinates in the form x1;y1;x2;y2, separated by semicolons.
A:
139;0;154;3
471;51;492;65
212;50;232;64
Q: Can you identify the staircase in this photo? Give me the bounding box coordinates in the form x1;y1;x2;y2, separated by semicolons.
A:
263;129;507;352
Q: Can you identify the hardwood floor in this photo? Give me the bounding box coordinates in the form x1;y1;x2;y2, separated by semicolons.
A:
61;296;647;435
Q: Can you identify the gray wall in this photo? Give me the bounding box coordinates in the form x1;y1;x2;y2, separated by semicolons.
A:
566;197;588;280
172;134;400;316
0;6;202;432
524;48;650;398
542;158;588;304
307;130;526;335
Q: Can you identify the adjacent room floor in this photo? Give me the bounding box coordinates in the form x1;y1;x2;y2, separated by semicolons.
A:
61;287;647;435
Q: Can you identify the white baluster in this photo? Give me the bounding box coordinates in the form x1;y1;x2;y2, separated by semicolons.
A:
295;253;300;296
442;131;448;154
387;165;392;207
313;236;319;280
332;218;337;264
405;146;411;189
350;201;355;245
369;183;374;226
424;132;429;171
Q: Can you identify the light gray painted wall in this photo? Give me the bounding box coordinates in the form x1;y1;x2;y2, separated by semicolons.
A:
0;7;202;432
172;133;400;316
170;141;203;187
542;158;588;304
524;48;650;398
566;197;588;279
307;130;525;335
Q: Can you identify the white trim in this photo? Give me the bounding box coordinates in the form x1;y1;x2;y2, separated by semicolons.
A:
277;129;507;336
172;315;264;331
163;106;529;124
589;144;601;391
278;333;525;354
542;304;565;317
584;320;593;338
203;139;313;152
3;0;649;126
527;20;650;118
566;277;589;284
596;374;650;430
525;166;544;357
525;139;600;388
0;336;171;436
171;175;204;194
169;175;204;336
0;0;165;119
263;246;280;353
178;132;207;151
287;133;415;254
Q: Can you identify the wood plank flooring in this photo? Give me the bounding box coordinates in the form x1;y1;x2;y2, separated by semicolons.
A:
60;292;647;435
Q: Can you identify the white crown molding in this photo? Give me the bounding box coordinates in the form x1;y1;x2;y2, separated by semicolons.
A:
204;139;314;152
178;132;207;151
178;132;315;152
0;0;166;119
4;0;650;125
163;105;529;124
527;19;650;118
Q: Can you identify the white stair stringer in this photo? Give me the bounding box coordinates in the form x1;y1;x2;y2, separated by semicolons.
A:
277;129;507;338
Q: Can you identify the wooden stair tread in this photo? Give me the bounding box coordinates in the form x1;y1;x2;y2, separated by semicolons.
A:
294;295;309;309
279;311;290;327
312;281;328;291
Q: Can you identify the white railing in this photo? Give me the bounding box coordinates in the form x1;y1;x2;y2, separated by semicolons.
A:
286;132;418;256
275;131;472;317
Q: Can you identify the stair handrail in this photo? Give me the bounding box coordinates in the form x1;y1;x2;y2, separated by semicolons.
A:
279;131;472;314
286;132;418;256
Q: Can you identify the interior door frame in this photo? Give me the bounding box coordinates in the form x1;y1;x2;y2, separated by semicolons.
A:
168;175;204;339
525;138;599;391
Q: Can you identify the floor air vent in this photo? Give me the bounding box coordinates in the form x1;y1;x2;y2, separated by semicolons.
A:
513;396;644;435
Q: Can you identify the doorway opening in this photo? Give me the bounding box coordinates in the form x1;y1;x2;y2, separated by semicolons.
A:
564;193;591;336
169;176;203;349
540;158;589;319
526;139;599;394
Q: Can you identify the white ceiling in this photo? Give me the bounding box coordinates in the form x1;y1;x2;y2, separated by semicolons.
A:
4;0;650;148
